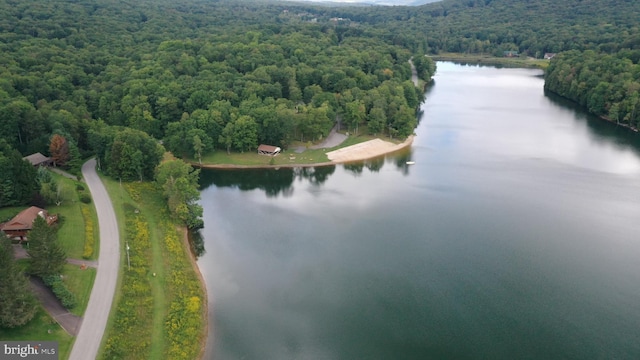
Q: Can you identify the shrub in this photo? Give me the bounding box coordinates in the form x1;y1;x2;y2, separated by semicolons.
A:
79;193;91;204
42;275;77;309
76;184;85;191
81;205;95;259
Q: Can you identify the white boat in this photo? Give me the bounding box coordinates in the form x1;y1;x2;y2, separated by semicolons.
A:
406;161;415;165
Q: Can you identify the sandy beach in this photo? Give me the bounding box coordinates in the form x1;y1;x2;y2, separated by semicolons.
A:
326;136;414;163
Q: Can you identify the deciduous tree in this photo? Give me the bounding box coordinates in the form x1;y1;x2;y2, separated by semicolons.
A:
155;159;203;229
49;134;70;167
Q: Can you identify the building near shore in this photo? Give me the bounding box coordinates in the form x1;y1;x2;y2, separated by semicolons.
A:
258;144;282;156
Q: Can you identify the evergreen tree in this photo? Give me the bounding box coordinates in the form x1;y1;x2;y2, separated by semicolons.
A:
0;235;37;328
27;217;66;278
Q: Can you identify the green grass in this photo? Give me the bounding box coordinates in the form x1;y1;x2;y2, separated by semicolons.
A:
130;185;168;359
430;52;550;69
0;307;73;359
97;175;133;358
98;178;169;359
48;173;87;259
0;206;23;223
98;175;205;360
193;130;399;167
63;264;97;317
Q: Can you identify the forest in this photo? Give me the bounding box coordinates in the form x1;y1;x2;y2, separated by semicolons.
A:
545;50;640;130
0;0;434;186
1;0;639;205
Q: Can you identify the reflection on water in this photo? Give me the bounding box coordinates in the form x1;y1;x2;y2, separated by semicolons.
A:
199;147;415;196
544;89;640;154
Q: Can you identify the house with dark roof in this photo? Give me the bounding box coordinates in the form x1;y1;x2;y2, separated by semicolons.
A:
23;152;52;167
0;206;58;241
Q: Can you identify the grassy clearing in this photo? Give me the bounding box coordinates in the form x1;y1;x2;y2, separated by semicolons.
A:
430;52;550;69
98;178;205;360
63;264;97;317
194;130;398;167
0;307;73;359
49;171;99;261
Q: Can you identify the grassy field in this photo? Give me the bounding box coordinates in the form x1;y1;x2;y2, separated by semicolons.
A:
48;171;99;261
194;129;398;167
99;176;205;360
64;264;97;317
430;53;550;69
0;307;73;359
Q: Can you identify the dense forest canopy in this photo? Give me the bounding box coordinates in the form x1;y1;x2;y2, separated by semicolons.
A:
0;0;434;168
0;0;638;205
545;50;640;129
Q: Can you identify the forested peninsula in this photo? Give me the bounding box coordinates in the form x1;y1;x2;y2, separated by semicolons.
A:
1;0;640;358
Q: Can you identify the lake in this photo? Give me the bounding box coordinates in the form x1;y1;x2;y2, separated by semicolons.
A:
197;62;640;359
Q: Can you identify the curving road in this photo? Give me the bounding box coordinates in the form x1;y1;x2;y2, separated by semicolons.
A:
70;159;120;360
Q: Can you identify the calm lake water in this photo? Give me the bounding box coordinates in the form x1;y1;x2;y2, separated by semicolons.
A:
197;62;640;359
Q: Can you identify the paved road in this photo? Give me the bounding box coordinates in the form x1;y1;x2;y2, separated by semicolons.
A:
409;57;419;87
70;159;120;360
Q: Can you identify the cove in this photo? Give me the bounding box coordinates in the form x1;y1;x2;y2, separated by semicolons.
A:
197;62;640;359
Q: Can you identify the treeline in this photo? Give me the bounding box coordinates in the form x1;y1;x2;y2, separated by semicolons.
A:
325;0;640;58
545;50;640;130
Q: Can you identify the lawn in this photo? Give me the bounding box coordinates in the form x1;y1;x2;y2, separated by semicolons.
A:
48;172;94;260
0;307;73;359
193;130;394;167
0;206;23;223
63;264;97;317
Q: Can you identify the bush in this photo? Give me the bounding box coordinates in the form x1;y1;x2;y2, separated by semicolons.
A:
81;205;95;259
42;275;77;309
79;193;91;204
76;184;85;191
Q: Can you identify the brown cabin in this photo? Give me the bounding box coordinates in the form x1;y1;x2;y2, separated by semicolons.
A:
257;144;282;156
23;152;52;167
0;206;58;241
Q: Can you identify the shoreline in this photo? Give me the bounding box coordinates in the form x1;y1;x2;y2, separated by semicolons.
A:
429;54;549;69
191;136;415;170
181;227;209;360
